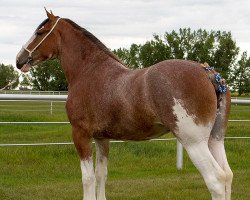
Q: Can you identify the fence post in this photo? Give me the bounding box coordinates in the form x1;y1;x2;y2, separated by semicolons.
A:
176;140;183;170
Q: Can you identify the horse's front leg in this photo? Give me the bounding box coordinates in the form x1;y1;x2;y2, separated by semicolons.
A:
95;139;109;200
72;127;96;200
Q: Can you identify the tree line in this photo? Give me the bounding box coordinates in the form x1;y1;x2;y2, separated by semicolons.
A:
1;28;249;95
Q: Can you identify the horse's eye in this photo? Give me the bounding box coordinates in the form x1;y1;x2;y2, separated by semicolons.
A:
36;26;45;35
36;31;43;36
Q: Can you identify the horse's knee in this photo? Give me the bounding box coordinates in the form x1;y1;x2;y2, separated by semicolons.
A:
81;159;96;186
95;173;107;184
95;165;107;182
96;167;107;178
83;175;96;187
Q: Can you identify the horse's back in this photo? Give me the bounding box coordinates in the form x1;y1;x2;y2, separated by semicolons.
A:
145;59;218;132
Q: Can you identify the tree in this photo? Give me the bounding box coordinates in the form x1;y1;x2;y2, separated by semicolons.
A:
114;28;239;80
0;64;19;90
30;59;68;91
139;34;171;68
20;74;32;90
114;44;141;68
230;52;250;95
212;31;239;80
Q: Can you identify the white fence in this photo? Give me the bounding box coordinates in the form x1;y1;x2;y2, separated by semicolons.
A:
0;90;68;95
0;94;249;103
0;94;249;170
0;94;67;101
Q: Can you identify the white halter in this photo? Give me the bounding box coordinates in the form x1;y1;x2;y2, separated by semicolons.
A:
23;18;61;60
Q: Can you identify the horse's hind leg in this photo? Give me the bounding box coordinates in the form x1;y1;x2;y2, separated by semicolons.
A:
208;94;233;200
184;140;226;200
208;138;233;200
95;139;109;200
172;100;226;199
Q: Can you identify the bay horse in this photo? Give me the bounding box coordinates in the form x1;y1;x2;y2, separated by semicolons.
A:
16;10;233;200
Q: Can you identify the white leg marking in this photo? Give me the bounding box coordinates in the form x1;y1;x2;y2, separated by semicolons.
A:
95;140;108;200
186;142;226;200
96;157;108;200
172;98;226;199
172;98;213;145
81;158;96;200
209;139;233;200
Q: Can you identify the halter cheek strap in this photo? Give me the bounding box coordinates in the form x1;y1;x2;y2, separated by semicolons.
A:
23;17;61;61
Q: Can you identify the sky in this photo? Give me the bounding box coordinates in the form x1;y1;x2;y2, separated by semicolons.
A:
0;0;250;67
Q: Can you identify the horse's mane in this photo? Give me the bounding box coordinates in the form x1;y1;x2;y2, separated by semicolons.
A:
64;18;123;64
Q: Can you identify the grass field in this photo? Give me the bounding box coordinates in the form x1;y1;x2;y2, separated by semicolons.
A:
0;100;249;200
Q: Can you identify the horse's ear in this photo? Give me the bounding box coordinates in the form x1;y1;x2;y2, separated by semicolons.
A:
44;7;56;20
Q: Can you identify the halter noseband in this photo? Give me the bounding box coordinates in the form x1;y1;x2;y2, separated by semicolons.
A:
22;17;61;64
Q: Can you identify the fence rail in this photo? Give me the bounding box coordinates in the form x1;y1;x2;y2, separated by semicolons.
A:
0;120;249;125
0;137;249;148
0;94;249;170
0;90;68;95
0;94;249;104
0;94;67;101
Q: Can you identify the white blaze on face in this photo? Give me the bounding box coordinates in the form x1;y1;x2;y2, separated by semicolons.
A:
172;98;213;146
23;33;37;50
17;33;36;60
16;33;37;73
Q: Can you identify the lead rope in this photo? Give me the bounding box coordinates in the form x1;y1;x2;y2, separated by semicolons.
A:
0;75;20;90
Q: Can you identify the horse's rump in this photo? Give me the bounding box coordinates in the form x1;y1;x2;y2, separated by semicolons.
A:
144;59;218;131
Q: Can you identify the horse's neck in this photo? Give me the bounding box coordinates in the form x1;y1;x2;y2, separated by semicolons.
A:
59;24;127;86
59;31;98;83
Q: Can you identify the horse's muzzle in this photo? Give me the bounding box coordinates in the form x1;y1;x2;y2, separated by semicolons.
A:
16;58;24;69
16;57;32;72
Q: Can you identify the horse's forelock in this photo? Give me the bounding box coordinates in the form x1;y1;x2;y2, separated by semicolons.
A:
36;18;49;31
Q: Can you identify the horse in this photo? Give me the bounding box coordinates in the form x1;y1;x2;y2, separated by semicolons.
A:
16;10;233;200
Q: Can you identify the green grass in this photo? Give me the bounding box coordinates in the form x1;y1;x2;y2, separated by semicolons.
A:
0;101;249;199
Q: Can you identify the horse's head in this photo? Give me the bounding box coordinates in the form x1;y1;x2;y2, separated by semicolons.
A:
16;9;61;72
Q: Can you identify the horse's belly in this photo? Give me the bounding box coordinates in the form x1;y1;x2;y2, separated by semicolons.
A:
94;122;170;141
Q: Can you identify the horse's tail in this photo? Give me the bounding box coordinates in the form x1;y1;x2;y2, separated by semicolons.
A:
200;63;228;109
210;89;231;140
200;62;231;137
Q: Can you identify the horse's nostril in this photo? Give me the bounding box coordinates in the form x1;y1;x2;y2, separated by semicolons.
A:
16;59;22;69
16;58;20;65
